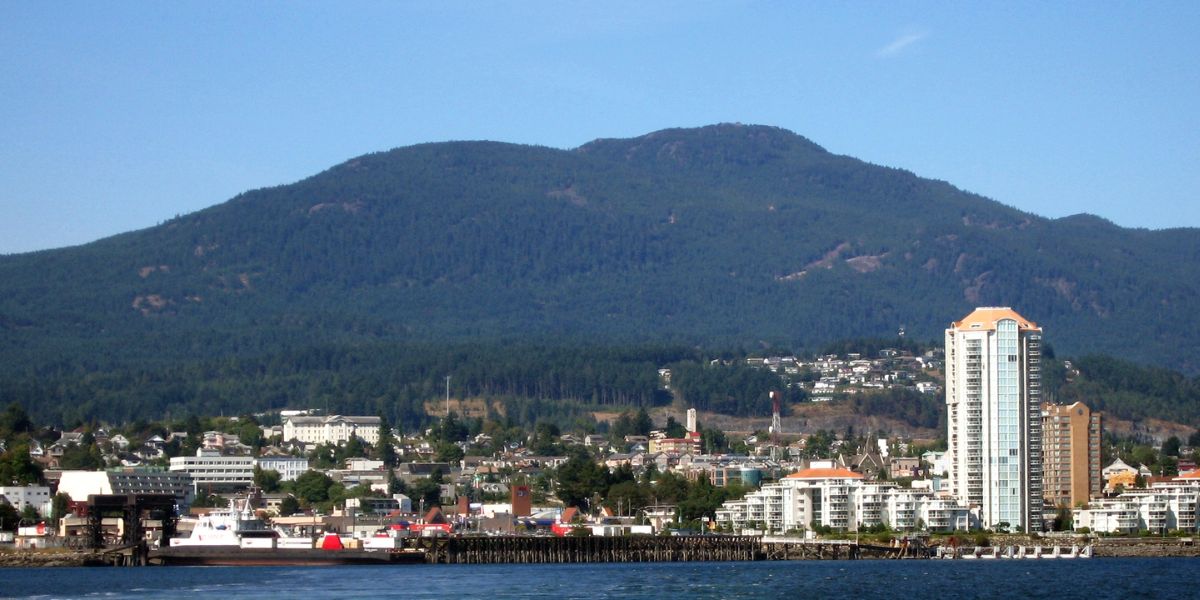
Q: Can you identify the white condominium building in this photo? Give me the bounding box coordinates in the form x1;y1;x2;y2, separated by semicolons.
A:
282;415;381;446
945;307;1044;532
714;467;970;534
1075;471;1200;534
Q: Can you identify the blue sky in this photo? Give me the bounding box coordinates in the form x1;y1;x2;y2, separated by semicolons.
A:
2;2;1197;254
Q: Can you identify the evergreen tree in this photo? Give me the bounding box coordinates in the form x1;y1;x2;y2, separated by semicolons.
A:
0;443;43;485
278;496;301;516
253;466;283;493
374;416;399;467
555;447;610;510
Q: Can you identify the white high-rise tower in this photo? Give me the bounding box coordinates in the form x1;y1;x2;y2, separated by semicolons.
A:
945;307;1043;532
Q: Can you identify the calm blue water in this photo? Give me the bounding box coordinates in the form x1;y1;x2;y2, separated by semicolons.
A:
1;559;1193;599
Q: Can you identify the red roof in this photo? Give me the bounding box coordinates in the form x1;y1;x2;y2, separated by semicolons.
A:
560;506;580;524
424;506;447;524
784;467;864;480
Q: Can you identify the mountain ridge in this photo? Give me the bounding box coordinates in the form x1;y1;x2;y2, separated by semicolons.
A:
1;124;1198;378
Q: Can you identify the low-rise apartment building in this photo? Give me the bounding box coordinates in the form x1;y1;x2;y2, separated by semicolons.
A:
715;467;970;534
1075;472;1200;534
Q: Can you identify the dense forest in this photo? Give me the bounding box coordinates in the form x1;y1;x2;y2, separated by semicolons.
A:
2;336;1198;439
1059;355;1200;425
0;343;683;430
0;342;808;430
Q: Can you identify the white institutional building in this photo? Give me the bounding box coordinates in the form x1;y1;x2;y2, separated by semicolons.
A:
0;485;53;516
57;469;194;506
169;450;255;493
282;415;381;446
945;307;1044;532
255;456;312;482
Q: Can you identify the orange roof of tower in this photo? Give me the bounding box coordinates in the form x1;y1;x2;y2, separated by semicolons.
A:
784;467;864;480
951;307;1039;331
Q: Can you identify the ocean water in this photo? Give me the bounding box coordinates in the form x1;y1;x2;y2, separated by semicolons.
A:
0;559;1193;599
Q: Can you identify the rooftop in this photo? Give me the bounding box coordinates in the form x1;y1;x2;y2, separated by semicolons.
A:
951;307;1039;332
784;467;864;480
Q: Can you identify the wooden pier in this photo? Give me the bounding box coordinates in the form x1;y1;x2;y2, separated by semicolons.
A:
419;535;763;564
761;538;860;560
760;536;932;560
96;542;149;567
92;527;934;567
149;536;925;566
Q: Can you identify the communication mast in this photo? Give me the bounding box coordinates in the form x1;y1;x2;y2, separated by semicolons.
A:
770;390;782;443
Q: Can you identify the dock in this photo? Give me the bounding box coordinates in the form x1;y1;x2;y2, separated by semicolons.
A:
420;535;762;564
120;535;938;566
760;536;932;560
149;546;425;566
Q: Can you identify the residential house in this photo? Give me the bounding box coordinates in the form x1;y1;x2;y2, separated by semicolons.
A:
1103;458;1140;494
583;435;608;448
889;457;923;480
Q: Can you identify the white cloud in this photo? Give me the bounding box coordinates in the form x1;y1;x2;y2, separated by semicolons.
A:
875;31;928;58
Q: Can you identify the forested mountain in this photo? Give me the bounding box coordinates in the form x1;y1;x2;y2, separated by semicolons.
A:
1;124;1198;423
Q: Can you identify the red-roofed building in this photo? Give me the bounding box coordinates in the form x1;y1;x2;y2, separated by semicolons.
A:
649;432;701;456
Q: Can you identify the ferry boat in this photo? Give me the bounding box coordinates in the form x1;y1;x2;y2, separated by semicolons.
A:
170;497;278;548
154;495;426;565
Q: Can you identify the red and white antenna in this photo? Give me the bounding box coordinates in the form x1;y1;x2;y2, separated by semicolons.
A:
770;390;782;443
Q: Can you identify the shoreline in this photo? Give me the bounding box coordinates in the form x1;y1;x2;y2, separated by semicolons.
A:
0;550;105;568
4;538;1200;567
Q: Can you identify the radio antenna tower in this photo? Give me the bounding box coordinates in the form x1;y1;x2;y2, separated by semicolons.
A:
770;390;782;443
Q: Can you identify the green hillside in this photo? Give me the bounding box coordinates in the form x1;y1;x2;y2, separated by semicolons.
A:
1;124;1199;423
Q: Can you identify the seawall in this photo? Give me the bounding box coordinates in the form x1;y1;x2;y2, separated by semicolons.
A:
1092;538;1200;558
0;549;97;567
